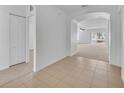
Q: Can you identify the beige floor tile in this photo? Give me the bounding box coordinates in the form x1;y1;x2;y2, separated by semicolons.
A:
53;72;66;80
108;83;124;88
1;77;26;88
34;72;51;81
108;70;121;78
91;84;108;88
95;69;108;77
76;44;109;62
84;65;96;71
91;78;108;88
79;70;94;82
108;72;122;82
73;81;90;88
96;65;108;71
108;77;124;88
2;83;26;88
93;74;108;82
108;76;124;88
55;81;73;88
60;75;77;86
41;76;60;87
69;68;82;75
44;68;59;76
79;76;93;84
23;78;49;88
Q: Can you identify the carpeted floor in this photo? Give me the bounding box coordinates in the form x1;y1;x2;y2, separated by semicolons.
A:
75;43;109;62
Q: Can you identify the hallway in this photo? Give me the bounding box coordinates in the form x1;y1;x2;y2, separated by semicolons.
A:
0;55;123;88
0;5;124;89
76;43;109;62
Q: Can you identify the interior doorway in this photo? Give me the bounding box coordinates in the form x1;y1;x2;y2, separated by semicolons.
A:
71;12;110;63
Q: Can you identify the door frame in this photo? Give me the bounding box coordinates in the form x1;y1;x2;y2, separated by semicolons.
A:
25;5;36;72
26;14;36;72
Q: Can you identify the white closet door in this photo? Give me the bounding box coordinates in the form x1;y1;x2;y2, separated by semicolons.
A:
10;14;26;66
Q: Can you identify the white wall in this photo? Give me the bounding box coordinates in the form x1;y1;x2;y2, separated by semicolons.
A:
78;31;91;44
70;20;78;56
0;7;9;70
36;6;67;71
0;5;26;70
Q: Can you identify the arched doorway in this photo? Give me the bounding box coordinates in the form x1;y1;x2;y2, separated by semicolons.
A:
70;12;111;63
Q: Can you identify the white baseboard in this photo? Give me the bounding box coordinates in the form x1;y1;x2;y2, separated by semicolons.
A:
36;55;67;72
122;75;124;83
122;70;124;83
70;50;78;56
109;62;121;67
0;65;9;71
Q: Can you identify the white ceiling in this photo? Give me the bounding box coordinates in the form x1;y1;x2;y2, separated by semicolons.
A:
56;5;119;29
78;12;109;29
56;5;116;15
75;12;110;22
56;5;87;14
79;18;108;29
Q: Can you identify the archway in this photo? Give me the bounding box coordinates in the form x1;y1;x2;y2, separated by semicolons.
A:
70;12;111;63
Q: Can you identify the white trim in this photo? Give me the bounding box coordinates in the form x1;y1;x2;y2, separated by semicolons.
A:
26;5;36;72
25;16;30;63
0;65;9;71
122;70;124;83
122;75;124;83
36;55;67;72
70;50;78;56
109;63;121;68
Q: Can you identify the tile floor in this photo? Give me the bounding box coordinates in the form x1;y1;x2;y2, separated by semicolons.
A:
0;56;124;88
77;43;109;62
